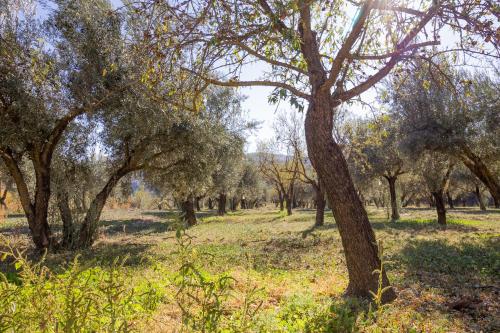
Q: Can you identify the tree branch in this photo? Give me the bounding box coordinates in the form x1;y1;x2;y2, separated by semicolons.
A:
182;67;311;100
337;5;440;101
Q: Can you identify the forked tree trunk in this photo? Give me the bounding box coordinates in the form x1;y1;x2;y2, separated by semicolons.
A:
182;195;197;226
217;193;227;216
304;93;396;303
431;191;447;225
314;185;326;227
208;197;214;210
475;185;487;211
385;176;400;221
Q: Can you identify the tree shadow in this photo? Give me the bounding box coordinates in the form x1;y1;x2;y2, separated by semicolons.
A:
394;237;499;282
391;237;500;331
99;218;176;236
301;223;338;238
0;225;31;236
6;213;25;218
143;209;220;220
447;207;500;215
371;219;478;233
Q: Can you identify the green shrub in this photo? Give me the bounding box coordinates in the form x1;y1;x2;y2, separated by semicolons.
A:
0;239;163;333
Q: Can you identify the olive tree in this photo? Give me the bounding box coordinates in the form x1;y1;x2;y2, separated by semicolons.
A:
0;0;131;249
135;0;496;301
350;116;407;220
389;63;500;208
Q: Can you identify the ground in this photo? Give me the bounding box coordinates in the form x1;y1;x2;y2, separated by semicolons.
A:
1;206;499;332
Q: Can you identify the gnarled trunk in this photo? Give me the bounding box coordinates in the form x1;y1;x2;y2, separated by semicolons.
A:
385;176;400;221
304;92;395;303
2;151;53;250
217;193;227;216
314;185;325;227
431;191;447;225
182;195;197;226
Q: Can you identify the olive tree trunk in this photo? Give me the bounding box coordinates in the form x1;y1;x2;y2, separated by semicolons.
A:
57;190;74;249
284;193;292;216
277;189;284;211
1;151;52;249
217;193;227;216
182;195;197;226
431;190;447;225
314;185;326;227
474;185;487;211
304;91;396;303
385;176;400;221
77;163;134;249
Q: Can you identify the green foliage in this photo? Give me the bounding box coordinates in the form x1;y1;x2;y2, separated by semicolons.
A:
0;238;163;333
173;229;235;332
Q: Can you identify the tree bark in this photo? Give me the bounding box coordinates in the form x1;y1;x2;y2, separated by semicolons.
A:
77;163;133;248
459;146;500;208
304;91;395;303
217;193;227;216
474;185;487;211
314;185;325;227
278;190;284;211
208;197;214;210
2;150;53;250
385;176;400;221
230;196;238;211
0;180;10;209
431;191;447;225
284;193;292;216
182;195;197;226
57;190;74;248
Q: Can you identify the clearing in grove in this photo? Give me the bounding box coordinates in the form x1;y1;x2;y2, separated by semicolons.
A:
1;206;499;332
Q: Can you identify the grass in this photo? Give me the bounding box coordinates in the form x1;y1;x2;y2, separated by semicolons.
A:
1;206;499;332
